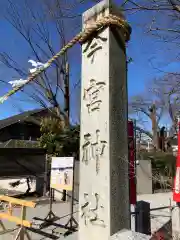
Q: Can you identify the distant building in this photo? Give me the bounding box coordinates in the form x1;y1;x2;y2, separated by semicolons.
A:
171;137;178;156
0;108;52;148
137;139;154;152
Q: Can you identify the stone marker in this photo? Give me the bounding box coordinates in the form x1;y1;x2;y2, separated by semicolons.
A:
79;1;131;240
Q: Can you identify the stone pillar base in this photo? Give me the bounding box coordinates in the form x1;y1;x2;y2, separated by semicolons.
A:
172;205;180;240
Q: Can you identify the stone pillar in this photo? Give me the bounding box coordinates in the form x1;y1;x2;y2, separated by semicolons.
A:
79;1;131;240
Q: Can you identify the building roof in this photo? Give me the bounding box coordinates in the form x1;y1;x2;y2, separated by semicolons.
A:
0;108;45;130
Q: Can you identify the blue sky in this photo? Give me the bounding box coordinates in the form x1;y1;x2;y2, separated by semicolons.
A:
0;0;179;126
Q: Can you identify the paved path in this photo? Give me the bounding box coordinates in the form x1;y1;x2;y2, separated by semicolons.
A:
0;199;78;240
0;192;175;239
137;192;173;234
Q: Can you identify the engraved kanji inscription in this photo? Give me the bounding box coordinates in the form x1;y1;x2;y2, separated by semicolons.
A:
83;35;107;63
81;193;90;225
84;79;106;113
81;193;105;227
82;130;107;174
92;130;106;174
82;133;93;165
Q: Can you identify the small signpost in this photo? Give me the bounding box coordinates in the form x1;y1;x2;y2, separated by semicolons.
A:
51;157;74;191
50;157;78;230
34;156;78;233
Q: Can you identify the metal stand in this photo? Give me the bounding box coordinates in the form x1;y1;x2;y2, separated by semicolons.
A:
39;188;59;229
0;220;6;231
45;189;56;219
65;159;78;231
43;154;49;197
34;157;78;234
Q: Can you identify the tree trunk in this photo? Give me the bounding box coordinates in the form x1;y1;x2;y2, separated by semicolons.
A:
150;104;158;150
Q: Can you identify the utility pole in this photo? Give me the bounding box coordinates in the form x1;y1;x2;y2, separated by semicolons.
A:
62;61;70;202
64;62;70;126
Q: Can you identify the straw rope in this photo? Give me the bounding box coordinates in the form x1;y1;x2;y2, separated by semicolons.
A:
0;14;131;103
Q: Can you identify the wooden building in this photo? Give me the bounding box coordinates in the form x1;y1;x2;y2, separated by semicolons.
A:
0;108;52;147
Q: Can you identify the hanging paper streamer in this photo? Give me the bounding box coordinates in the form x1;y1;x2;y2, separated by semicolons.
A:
0;60;49;104
0;78;29;103
9;79;28;88
28;60;48;74
173;118;180;202
0;96;8;104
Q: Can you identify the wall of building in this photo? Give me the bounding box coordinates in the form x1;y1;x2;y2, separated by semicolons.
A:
0;178;36;195
0;177;45;196
0;122;40;142
0;149;46;178
136;160;153;195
